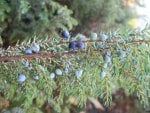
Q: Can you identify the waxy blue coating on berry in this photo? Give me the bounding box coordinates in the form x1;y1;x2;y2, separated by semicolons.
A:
100;71;106;78
105;51;111;56
33;75;39;80
104;55;111;63
64;67;69;74
76;41;85;49
69;41;76;50
55;68;62;75
17;74;26;82
62;30;70;39
111;31;117;36
103;63;108;68
75;69;83;78
31;43;40;53
99;33;108;41
90;32;97;40
119;50;126;58
24;48;32;55
50;73;55;79
64;63;70;74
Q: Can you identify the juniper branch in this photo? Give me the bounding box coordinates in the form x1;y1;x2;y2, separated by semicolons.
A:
0;39;150;62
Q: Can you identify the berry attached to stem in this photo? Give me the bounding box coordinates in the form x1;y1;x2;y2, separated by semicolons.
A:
24;48;32;55
62;30;70;39
17;73;26;82
99;33;108;41
69;41;76;50
50;73;55;79
75;69;83;78
90;32;97;40
55;68;62;75
100;70;106;78
76;41;85;49
31;43;40;53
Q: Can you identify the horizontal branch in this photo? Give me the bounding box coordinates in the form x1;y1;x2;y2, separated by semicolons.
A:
0;39;150;62
0;51;78;62
0;49;103;62
58;39;150;45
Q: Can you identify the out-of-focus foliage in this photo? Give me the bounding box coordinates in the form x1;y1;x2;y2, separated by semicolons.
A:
56;0;137;33
0;0;77;48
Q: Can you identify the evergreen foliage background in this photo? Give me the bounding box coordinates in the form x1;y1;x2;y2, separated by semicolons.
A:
0;0;136;47
56;0;136;33
0;0;77;48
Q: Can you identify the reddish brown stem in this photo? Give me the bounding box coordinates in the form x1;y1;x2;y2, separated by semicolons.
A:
0;39;150;62
58;39;150;45
0;51;79;62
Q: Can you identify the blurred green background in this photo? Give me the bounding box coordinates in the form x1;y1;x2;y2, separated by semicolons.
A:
0;0;144;48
